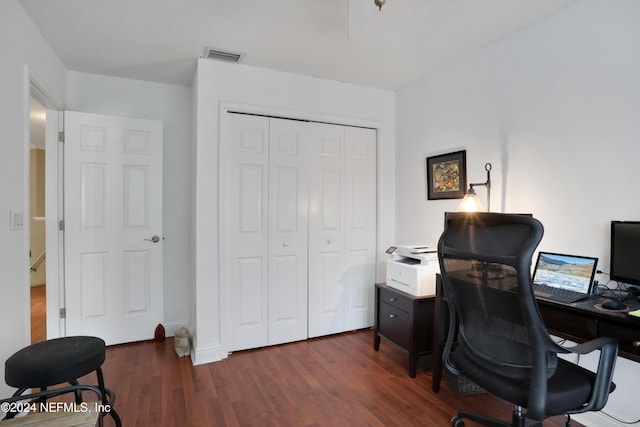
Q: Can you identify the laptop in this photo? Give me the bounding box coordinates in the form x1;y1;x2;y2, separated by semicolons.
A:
531;252;598;303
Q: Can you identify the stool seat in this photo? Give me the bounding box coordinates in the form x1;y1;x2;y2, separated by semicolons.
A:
5;336;105;389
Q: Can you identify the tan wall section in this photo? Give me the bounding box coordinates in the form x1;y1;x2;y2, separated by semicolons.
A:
30;149;46;286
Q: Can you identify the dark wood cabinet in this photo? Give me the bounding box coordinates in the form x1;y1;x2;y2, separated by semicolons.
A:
373;283;435;378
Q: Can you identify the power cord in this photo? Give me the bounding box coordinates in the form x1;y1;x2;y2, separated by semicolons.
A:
599;409;640;425
596;277;630;301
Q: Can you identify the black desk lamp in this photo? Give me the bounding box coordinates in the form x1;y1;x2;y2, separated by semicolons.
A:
457;162;492;212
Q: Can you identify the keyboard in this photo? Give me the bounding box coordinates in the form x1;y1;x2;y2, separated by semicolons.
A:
599;289;629;300
532;283;588;304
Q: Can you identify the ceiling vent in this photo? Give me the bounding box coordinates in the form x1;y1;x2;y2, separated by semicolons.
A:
203;47;244;63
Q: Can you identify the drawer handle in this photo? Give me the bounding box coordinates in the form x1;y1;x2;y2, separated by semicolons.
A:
388;297;396;302
633;341;640;348
389;314;396;318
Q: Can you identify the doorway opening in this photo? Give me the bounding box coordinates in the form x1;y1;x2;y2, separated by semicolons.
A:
29;94;47;343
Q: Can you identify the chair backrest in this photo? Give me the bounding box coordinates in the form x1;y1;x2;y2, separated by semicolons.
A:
438;212;548;382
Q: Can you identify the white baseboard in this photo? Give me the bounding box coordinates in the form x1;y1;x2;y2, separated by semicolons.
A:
161;320;190;337
190;343;228;366
160;322;228;365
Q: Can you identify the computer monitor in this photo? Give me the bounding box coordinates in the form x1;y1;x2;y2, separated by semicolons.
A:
610;221;640;287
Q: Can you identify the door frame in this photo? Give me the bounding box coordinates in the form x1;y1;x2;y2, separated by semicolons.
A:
26;65;65;341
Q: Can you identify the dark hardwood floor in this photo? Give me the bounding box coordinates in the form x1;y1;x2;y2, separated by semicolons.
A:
30;285;46;344
29;289;578;426
75;330;579;427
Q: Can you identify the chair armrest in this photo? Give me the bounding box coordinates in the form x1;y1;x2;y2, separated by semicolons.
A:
563;336;618;355
563;336;619;412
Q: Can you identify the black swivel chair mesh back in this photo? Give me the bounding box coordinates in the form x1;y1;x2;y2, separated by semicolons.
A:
440;215;550;381
438;213;618;426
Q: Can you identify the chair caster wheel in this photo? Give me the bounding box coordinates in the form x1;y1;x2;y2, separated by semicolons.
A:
451;416;465;427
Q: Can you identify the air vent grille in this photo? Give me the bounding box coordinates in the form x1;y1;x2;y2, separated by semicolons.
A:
203;47;244;63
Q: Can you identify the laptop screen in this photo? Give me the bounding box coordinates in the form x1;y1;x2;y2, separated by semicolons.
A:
532;252;598;294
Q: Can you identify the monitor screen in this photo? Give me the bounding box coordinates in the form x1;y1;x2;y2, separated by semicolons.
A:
610;221;640;287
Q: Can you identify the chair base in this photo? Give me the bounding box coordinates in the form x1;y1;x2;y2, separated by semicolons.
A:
451;410;546;427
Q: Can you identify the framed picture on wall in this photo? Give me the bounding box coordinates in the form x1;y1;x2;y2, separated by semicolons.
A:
426;150;467;200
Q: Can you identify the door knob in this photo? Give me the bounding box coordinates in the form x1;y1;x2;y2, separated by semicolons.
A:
144;235;161;243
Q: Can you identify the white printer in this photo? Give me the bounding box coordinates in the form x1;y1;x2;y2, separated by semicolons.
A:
386;245;440;296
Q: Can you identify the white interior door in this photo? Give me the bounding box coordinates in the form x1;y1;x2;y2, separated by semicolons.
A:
221;114;311;351
221;113;270;352
344;126;377;330
64;111;163;345
268;118;308;345
308;122;346;338
308;124;377;337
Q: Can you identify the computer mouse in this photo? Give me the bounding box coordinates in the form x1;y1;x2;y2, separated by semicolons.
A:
601;299;627;311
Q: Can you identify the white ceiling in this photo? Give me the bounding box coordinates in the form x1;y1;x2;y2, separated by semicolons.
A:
20;0;577;90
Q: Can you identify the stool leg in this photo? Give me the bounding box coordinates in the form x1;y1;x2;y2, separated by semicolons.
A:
69;380;82;403
3;388;29;420
96;367;121;427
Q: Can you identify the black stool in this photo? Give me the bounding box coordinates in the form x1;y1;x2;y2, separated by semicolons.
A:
4;336;121;426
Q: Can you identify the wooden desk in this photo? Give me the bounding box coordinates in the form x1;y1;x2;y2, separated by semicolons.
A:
537;296;640;361
432;274;640;392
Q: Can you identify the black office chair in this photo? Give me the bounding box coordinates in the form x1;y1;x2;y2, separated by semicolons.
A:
438;213;618;427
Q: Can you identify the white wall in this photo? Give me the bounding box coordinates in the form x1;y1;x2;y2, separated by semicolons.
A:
396;0;640;425
66;71;193;336
193;59;396;364
0;0;67;398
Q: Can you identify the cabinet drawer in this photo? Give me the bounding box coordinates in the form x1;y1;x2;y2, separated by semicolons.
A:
379;287;413;313
378;301;411;349
599;321;640;357
538;305;597;341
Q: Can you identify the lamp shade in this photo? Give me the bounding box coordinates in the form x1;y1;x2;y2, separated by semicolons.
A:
457;190;484;212
457;162;492;212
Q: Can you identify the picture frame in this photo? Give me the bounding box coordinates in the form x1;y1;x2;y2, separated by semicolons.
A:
426;150;467;200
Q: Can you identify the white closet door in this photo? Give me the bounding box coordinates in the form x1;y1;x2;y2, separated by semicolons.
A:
221;114;270;351
308;123;346;338
268;118;309;345
221;113;377;348
344;127;377;330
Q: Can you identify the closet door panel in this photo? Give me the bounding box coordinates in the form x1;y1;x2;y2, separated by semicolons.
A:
308;123;346;337
233;257;266;325
221;114;270;351
344;127;377;330
318;251;344;310
268;119;309;345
